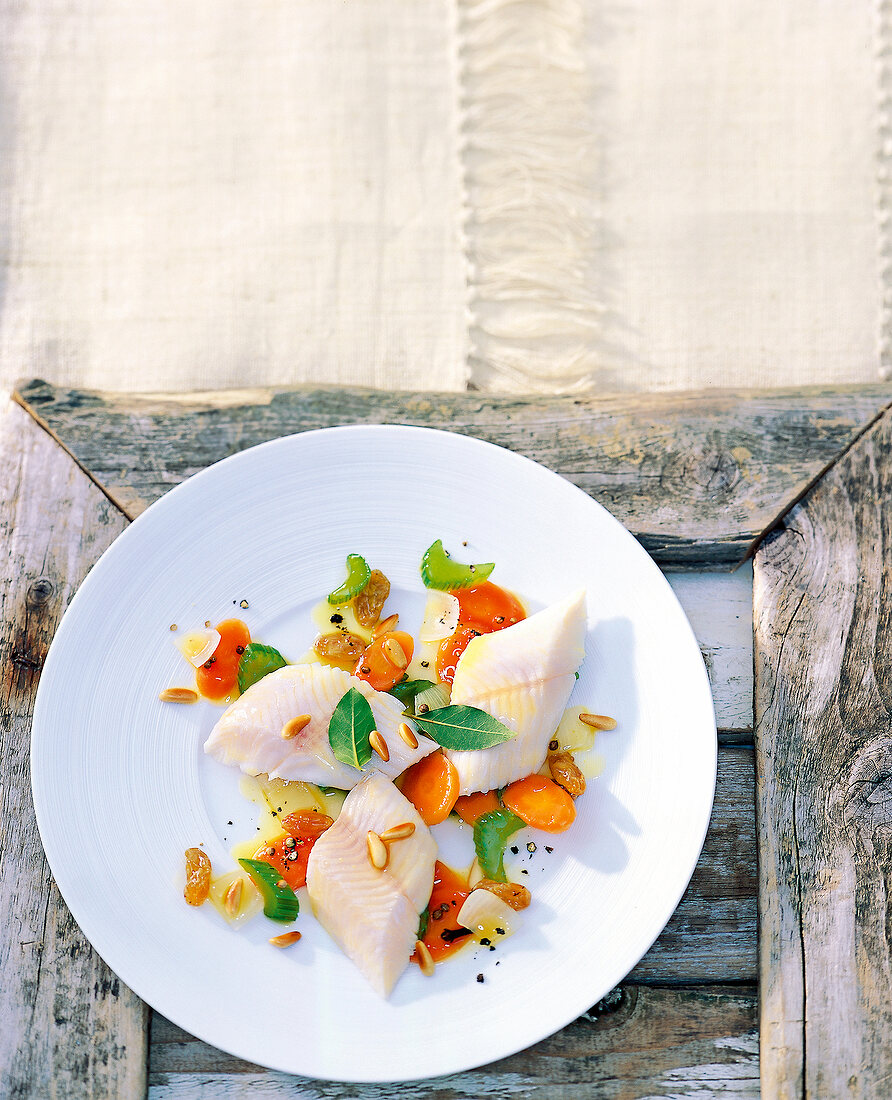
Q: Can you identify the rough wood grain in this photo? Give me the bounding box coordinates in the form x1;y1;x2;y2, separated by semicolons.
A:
148;985;759;1099
629;746;756;983
754;406;892;1099
0;397;149;1098
15;379;892;567
669;566;754;734
2;381;767;1094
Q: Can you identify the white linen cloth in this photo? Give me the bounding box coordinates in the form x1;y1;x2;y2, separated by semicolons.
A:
0;1;469;393
0;0;886;395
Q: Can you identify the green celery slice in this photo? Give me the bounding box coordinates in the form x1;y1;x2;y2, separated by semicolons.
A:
473;809;524;882
417;907;430;940
328;554;371;604
237;642;287;694
420;540;495;591
238;858;300;922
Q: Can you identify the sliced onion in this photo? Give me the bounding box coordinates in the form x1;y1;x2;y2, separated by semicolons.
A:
457;889;518;939
414;682;451;713
418;592;460;643
175;627;221;668
467;858;485;889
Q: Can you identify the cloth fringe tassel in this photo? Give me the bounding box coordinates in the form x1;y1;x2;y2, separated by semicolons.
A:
456;0;603;393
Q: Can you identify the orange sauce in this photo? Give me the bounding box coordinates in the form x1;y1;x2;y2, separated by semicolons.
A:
195;618;250;700
415;861;472;963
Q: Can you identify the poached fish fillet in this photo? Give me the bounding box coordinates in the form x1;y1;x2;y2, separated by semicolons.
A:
445;590;587;796
204;664;436;788
306;772;437;997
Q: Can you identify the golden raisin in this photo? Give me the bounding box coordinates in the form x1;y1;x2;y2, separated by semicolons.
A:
280;811;334;838
473;879;531;911
314;632;366;668
184;847;211;906
548;750;586;797
353;569;391;627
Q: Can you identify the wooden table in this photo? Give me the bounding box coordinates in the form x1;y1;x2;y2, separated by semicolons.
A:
2;379;890;1098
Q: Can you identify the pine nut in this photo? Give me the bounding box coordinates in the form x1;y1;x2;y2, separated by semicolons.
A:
159;687;199;704
223;878;243;917
373;613;399;638
380;822;415;843
398;722;418;749
367;830;389;870
282;714;312;739
369;730;390;762
382;637;408;669
269;931;302;948
415;939;435;976
579;712;617;731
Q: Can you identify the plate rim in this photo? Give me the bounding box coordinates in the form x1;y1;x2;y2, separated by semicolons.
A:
31;423;717;1082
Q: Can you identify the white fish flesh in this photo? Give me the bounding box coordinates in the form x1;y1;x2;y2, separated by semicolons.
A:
445;590;587;796
204;664;436;788
306;772;437;997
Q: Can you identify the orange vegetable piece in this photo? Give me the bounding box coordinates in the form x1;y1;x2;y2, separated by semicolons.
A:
253;828;320;891
353;629;415;692
280;811;334;839
399;750;459;826
436;623;479;686
453;789;501;826
502;775;577;833
454;582;526;634
195;618;251;700
184;847;211;906
250;813;334;890
413;861;471;962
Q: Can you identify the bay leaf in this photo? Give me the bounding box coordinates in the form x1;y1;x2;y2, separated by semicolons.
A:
411;705;515;751
328;687;375;770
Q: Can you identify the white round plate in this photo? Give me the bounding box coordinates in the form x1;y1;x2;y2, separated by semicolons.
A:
31;426;715;1083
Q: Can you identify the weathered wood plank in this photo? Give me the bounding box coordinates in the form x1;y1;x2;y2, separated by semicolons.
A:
754;406;892;1099
629;745;756;983
669;566;754;734
0;397;149;1098
148;985;759;1099
4;382;764;1093
15;379;892;567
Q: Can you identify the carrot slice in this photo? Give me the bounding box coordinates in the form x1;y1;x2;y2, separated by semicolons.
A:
195;619;251;700
502;775;576;833
436;623;479;686
399;750;459;826
453;789;501;826
253;815;331;891
354;630;415;692
454;582;526;633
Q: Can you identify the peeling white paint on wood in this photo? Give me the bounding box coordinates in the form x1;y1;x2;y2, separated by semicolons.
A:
0;397;148;1098
668;566;754;731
